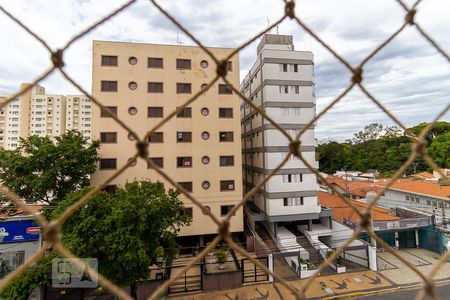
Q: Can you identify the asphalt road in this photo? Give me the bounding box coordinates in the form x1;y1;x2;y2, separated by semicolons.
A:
360;283;450;299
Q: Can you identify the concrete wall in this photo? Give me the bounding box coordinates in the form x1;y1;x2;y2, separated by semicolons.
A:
203;270;241;291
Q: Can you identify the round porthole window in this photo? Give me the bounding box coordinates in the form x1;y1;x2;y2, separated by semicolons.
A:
201;107;209;116
127;157;137;167
128;56;138;65
201;83;208;91
128;107;138;115
201;131;210;140
202;181;210;190
201;156;210;165
202;206;211;215
128;82;138;90
200;60;209;68
128;133;136;141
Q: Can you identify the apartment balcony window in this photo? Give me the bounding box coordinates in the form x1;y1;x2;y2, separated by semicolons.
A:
148;132;164;143
183;207;193;217
101;81;118;92
101;55;118;66
176;107;192;118
100;132;117;143
147;107;164;118
100;158;117;170
176;132;192;143
220;180;235;191
218;84;232;94
147;157;164;169
148;82;163;93
219;156;234;166
176;59;191;70
177;157;192;168
148;57;163;68
221;205;235;216
177;182;193;192
282;174;303;183
219;108;233;118
283;197;304;206
177;83;192;94
219;131;233;142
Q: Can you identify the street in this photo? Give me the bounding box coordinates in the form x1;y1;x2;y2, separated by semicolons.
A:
361;283;450;300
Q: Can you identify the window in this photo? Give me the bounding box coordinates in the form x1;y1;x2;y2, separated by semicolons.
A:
101;55;118;66
176;107;192;118
148;132;164;143
406;195;410;201
100;106;117;117
148;57;163;68
293;64;298;72
292;85;300;94
227;61;233;71
220;156;234;166
200;60;209;68
202;156;210;165
202;181;210;190
219;131;233;142
177;83;192;94
218;84;232;94
220;180;235;191
282;63;288;72
221;205;234;216
279;85;289;94
177;132;192;142
201;107;209;116
183;207;193;217
128;81;137;90
280;108;289;116
283;197;304;206
100;132;117;143
128;107;138;115
101;81;117;92
103;185;117;194
282;174;303;183
148;82;163;94
147;157;164;169
147;107;163;118
219;108;233;118
177;157;192;167
177;182;193;192
128;56;137;65
100;158;117;170
176;59;191;70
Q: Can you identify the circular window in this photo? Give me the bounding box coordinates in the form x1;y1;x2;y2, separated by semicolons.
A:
128;133;136;141
201;156;210;165
128;56;138;65
201;83;208;91
201;131;210;140
127;157;137;167
202;206;211;215
200;60;209;68
128;107;138;115
201;107;209;116
202;181;210;190
128;82;137;90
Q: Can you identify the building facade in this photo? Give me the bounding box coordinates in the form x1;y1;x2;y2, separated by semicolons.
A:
90;41;243;238
0;83;91;150
241;34;326;238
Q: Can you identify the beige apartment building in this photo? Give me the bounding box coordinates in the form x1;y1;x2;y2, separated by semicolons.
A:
90;41;243;239
0;83;91;150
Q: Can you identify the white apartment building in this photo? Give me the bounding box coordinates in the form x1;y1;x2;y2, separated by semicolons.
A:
241;35;332;239
0;83;91;150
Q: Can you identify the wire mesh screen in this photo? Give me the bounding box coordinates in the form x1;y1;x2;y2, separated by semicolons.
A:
0;0;449;299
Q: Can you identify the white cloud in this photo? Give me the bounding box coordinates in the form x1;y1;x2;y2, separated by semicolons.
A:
0;0;448;140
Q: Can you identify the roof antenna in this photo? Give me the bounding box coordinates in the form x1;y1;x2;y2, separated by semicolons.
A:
276;25;279;35
267;17;270;31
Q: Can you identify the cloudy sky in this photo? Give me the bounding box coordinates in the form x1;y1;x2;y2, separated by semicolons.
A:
0;0;448;141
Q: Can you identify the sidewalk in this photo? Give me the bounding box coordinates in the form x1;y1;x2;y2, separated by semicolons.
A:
169;270;394;299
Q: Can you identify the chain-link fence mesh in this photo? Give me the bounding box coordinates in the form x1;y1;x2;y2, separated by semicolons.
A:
0;0;449;299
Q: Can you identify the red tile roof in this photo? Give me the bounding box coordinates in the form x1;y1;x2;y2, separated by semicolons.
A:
324;177;383;198
318;191;401;224
388;180;450;200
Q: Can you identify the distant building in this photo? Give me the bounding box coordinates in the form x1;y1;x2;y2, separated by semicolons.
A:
0;83;91;150
241;34;331;238
90;40;243;240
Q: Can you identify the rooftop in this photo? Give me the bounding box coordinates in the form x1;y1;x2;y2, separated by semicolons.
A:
388;179;450;200
318;191;400;224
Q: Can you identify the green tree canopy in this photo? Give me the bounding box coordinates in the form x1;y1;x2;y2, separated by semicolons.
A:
2;181;191;299
0;131;99;204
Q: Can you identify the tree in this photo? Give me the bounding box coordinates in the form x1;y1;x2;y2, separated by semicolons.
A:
352;123;383;144
428;132;450;168
2;181;191;299
54;181;191;296
0;131;99;204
